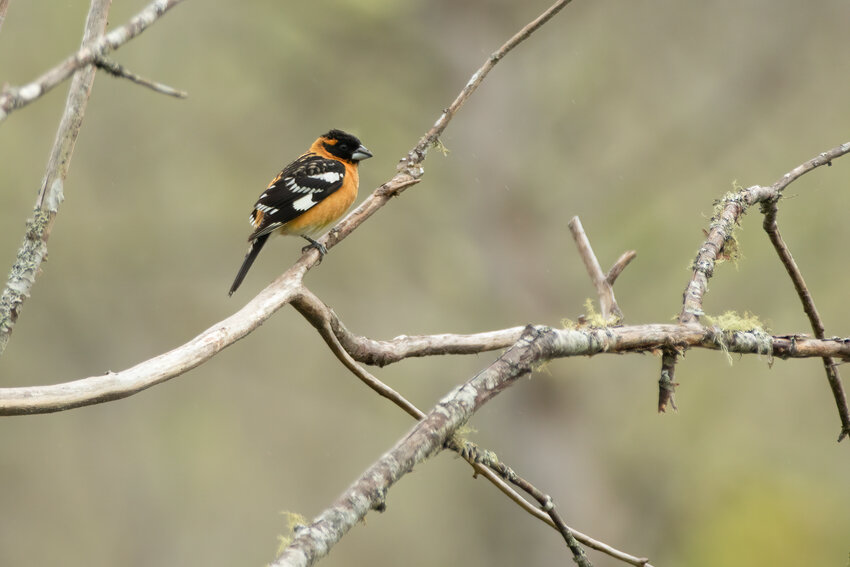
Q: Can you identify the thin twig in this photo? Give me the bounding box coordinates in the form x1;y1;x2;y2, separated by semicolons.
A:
762;202;850;441
0;0;186;122
0;0;112;356
399;0;574;176
568;216;624;321
607;250;637;286
291;287;423;421
94;55;187;98
451;438;649;566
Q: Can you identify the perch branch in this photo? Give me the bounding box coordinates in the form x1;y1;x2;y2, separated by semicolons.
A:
0;0;573;404
0;0;112;357
0;0;186;122
761;203;850;441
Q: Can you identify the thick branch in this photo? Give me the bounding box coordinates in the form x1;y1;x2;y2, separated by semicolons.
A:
0;263;308;414
271;326;544;567
294;286;649;566
0;0;112;356
272;325;660;567
0;0;186;122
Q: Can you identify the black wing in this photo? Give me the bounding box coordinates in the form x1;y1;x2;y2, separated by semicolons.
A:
248;153;346;240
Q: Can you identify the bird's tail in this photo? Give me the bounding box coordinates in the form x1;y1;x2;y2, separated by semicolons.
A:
229;234;270;296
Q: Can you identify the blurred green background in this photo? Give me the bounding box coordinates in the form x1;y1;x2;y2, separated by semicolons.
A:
1;1;849;565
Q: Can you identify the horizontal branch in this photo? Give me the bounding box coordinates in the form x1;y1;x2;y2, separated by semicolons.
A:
0;0;186;122
3;320;846;416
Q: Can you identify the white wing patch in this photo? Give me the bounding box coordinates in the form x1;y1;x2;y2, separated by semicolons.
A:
292;193;317;211
310;171;343;184
283;171;343;193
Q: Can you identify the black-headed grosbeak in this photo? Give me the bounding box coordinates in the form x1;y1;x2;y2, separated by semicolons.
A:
229;129;372;295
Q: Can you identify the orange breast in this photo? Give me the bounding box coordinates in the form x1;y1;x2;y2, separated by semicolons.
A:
278;162;359;237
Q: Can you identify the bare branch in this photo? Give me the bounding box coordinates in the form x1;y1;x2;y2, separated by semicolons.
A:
94;55;188;98
0;0;186;122
271;325;662;567
679;141;850;324
606;250;637;286
291;286;424;421
0;0;568;408
270;327;543;567
0;0;112;356
657;349;679;413
399;0;575;175
0;263;308;414
762;203;850;441
568;216;625;321
0;0;10;35
4;319;845;416
295;286;651;565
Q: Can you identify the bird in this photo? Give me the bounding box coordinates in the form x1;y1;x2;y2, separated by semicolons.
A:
228;129;372;295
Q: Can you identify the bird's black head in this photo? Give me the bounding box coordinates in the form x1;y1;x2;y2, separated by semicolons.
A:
320;129;373;162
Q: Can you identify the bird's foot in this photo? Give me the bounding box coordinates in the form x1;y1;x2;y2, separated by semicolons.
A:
301;236;328;257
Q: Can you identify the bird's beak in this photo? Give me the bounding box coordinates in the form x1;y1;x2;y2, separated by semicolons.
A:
351;145;373;161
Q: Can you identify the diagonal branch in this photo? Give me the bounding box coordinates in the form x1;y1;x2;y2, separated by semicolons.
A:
0;0;186;122
762;203;850;441
94;55;188;98
0;0;573;407
270;326;544;567
0;0;112;357
293;286;649;566
397;0;574;175
271;326;658;567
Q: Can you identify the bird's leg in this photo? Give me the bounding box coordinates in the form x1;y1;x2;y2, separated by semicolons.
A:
301;236;328;256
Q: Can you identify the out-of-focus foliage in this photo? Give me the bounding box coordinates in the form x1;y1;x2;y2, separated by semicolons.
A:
1;1;848;566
